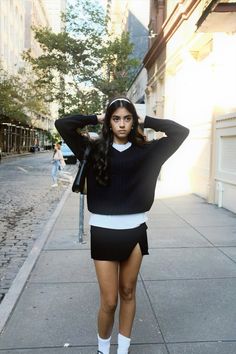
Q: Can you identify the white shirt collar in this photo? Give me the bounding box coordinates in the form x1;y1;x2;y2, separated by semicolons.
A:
112;141;132;152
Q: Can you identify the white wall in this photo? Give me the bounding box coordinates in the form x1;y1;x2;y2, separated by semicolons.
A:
214;114;236;213
0;0;25;73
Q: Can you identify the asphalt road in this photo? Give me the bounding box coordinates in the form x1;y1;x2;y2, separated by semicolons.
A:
0;152;77;302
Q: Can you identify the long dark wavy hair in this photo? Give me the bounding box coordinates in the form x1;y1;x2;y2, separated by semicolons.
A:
92;96;147;186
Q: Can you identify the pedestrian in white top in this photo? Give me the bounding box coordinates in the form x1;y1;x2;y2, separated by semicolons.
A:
51;143;65;187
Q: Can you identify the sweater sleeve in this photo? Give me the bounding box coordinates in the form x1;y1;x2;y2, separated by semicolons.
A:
144;116;190;164
55;114;98;161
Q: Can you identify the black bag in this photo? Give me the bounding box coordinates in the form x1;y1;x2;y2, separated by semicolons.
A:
72;145;91;194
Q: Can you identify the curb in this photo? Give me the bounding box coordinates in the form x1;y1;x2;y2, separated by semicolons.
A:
0;184;72;334
1;150;50;161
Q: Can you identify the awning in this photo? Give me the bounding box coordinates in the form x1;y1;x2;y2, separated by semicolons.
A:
196;2;236;32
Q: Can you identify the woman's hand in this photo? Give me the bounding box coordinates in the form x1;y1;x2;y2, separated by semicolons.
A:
97;114;105;124
138;115;145;124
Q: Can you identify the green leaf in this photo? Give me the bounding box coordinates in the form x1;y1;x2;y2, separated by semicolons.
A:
21;0;140;114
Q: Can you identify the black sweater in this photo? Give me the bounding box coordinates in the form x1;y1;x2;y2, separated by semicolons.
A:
55;115;189;214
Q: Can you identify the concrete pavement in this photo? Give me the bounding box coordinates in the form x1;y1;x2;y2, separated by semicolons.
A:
0;191;236;353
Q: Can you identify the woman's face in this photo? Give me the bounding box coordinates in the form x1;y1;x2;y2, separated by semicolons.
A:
110;107;133;144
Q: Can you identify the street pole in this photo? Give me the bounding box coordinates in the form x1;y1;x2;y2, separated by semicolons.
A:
78;193;86;243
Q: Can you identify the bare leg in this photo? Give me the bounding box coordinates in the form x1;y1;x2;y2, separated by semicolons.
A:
119;244;143;337
94;260;119;338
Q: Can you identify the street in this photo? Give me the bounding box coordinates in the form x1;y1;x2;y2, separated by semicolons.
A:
0;152;76;303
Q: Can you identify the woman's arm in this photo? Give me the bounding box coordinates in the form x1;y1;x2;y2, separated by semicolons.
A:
55;114;98;161
144;116;190;163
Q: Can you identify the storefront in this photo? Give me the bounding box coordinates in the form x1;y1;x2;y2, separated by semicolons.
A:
0;122;51;155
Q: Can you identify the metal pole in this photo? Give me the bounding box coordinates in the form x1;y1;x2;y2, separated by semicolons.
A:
78;193;86;243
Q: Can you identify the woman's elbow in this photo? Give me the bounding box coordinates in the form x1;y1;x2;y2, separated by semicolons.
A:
54;119;61;130
183;127;190;138
54;118;65;134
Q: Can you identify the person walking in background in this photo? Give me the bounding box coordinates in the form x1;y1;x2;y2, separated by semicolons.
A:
55;97;189;354
51;142;65;187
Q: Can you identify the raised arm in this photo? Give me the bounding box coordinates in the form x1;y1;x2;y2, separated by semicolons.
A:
55;114;98;161
144;116;190;163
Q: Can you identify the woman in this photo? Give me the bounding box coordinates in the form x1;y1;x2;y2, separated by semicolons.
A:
55;97;189;354
51;142;65;187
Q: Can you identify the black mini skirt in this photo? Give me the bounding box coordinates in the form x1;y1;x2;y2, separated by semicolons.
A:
90;222;149;261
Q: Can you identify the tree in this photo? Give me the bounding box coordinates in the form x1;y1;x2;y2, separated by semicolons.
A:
17;67;49;120
94;32;139;99
0;66;28;124
22;0;139;115
0;64;49;126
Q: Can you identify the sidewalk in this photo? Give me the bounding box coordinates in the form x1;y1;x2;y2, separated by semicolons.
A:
0;149;49;162
0;191;236;353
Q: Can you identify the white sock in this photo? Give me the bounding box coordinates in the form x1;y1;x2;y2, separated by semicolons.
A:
97;333;111;354
117;333;131;354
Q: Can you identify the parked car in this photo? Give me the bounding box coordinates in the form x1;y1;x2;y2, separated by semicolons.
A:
60;142;77;164
29;144;40;152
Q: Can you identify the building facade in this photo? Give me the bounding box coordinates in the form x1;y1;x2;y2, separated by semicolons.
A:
105;0;149;62
0;0;25;74
0;0;66;155
105;0;128;37
24;0;49;59
105;0;150;118
42;0;66;33
143;0;236;211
